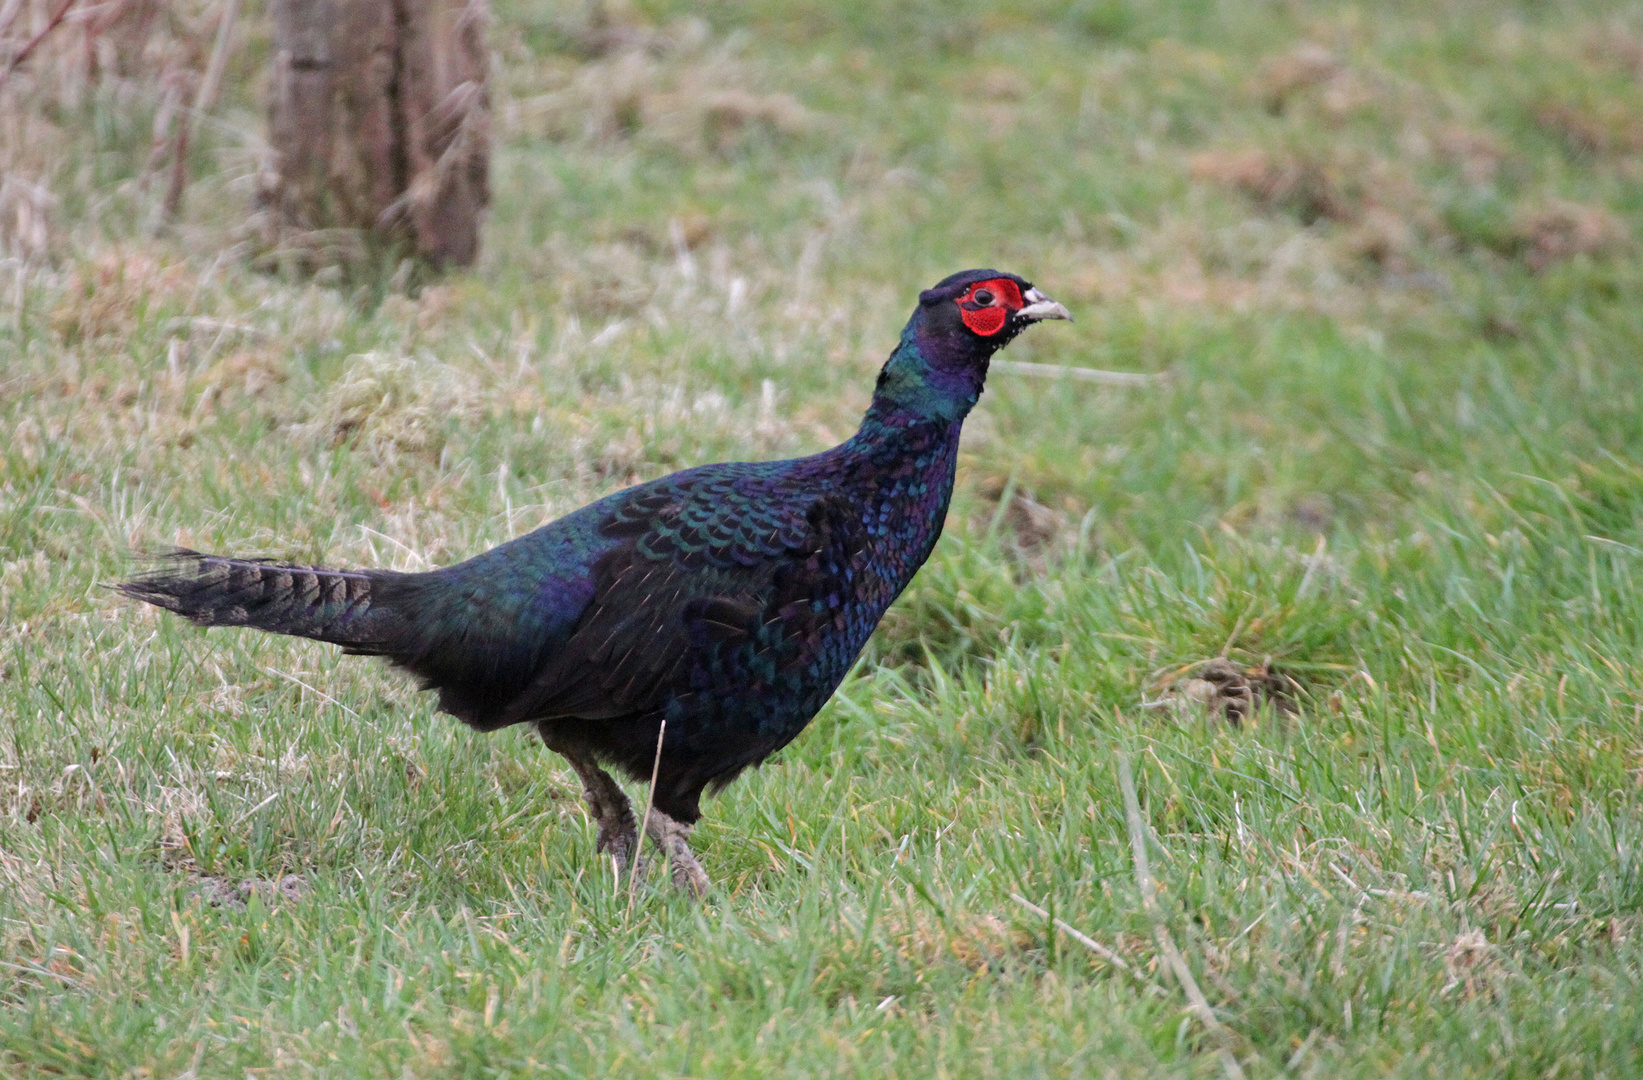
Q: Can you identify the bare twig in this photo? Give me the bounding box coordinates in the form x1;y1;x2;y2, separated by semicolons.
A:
163;0;242;222
162;315;268;339
140;68;185;198
626;717;666;910
262;665;361;720
161;117;192;223
1009;892;1133;972
990;360;1170;386
232;790;281;826
193;0;242;117
1119;752;1247;1080
0;0;78;92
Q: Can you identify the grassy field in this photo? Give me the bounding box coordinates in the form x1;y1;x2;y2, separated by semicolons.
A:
5;0;1643;1074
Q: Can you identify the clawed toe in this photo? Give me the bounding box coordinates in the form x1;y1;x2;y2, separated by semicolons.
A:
601;848;650;884
669;857;709;899
645;808;711;899
594;821;639;863
543;740;709;897
555;744;643;878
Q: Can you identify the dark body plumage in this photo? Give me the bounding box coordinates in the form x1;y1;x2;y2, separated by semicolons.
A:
121;270;1070;893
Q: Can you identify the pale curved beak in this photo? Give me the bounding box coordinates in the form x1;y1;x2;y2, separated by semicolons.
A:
1017;287;1072;323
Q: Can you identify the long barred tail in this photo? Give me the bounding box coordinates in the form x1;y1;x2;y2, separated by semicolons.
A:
119;549;411;655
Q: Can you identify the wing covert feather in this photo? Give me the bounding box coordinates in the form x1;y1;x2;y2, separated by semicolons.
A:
498;480;865;727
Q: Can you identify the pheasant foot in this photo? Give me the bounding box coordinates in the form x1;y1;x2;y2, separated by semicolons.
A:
551;742;641;876
644;809;710;899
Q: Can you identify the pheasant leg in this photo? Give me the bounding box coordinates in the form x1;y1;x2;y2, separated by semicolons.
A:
644;808;710;899
548;741;640;873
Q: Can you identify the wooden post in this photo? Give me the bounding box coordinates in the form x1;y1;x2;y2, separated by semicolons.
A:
259;0;490;270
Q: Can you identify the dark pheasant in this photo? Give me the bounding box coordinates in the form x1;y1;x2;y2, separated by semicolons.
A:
121;270;1070;895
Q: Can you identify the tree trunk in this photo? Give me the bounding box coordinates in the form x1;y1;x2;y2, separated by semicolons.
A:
259;0;489;270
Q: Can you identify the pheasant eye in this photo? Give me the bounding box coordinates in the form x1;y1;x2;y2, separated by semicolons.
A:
973;289;994;305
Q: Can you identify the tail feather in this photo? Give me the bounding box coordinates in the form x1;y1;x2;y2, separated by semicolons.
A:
119;549;409;654
121;548;571;732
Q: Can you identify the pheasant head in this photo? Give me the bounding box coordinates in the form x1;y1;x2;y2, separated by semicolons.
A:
871;269;1071;423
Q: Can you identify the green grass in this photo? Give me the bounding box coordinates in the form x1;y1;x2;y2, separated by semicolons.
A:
5;0;1643;1074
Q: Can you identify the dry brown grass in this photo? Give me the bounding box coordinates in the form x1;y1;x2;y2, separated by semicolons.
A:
1252;42;1376;120
1433;125;1510;186
48;246;193;343
0;0;233;252
511;20;816;157
298;352;486;463
1512;198;1632;272
1190;147;1354;225
1534;98;1643;158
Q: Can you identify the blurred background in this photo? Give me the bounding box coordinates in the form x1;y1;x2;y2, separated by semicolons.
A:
5;0;1641;561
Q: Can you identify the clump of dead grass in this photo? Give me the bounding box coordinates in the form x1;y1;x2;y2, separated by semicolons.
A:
972;476;1073;577
1253;43;1375;118
868;905;1030;971
1189;147;1356;225
1189;145;1432;240
1189;144;1444;277
609;212;715;256
1533;98;1643;158
296;352;484;463
1441;927;1508;1000
197;346;289;402
1582;20;1643;76
1512;199;1631;271
1189;135;1635;276
556;240;659;317
518;26;816;157
1149;657;1299;725
1434;125;1510;186
168;343;295;441
0;175;55;261
48;246;194;344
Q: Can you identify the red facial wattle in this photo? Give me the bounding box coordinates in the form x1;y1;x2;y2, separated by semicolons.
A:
961;305;1007;335
957;278;1024;337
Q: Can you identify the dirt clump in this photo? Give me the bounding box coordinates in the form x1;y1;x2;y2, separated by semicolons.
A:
1153;657;1298;724
1190;148;1353;224
1512;199;1630;271
195;874;309;910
